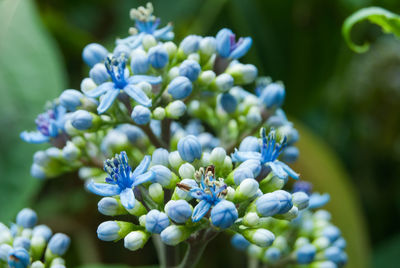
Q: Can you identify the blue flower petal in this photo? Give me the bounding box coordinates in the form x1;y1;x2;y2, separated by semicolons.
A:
85;82;114;98
97;88;120;114
276;161;299;180
230;37;252;59
123;84;152;107
120;188;136;209
87;181;121;196
216;28;233;58
192;200;212;222
20;131;49;144
188;187;204;200
268;162;288;179
154;24;173;39
128;75;162;85
133;170;155;186
231;150;262;162
132;155;151;177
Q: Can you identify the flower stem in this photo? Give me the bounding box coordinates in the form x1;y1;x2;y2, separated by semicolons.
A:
152;235;167;268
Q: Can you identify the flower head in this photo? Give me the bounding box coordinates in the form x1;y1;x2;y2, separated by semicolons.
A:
87;152;155;209
232;128;299;180
20;104;67;144
216;28;252;59
85;55;162;114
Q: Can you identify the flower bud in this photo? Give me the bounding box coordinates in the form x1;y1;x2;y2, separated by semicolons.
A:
309;193;330;209
275;206;298;220
274;190;293;214
179;35;201;55
233;167;254;185
231;234;250;251
246;107;262;126
178;163;195;179
124;230;150;251
62;141;80;161
281;146;299;163
259;173;285;193
263;247;281;263
71;110;96;130
8;248;30;268
0;244;12;261
256;193;281;217
59;89;84;111
149;183;164;204
153;107;166;120
96;221;133;242
324;246;342;264
165;200;193;224
198;70;216;86
163;41;177;57
150;165;172;187
212;73;234;92
238;159;261;177
227;63;258;85
160;225;191;246
209;147;227;166
0;227;12;244
33;225;52;242
145;210;170;234
259;83;285;109
235;179;259;201
98;197;127;216
177;135;202;163
113;44;130;57
17;208;37;228
80;77;97;94
200;37;216;56
313;237;330;250
131;105;151;125
130;50;149;74
179;60;201;82
292;192;309;210
239;136;260;152
47;233;70;256
243;212;260;227
247;244;263;258
210;200;238;229
148;45;169;69
31;261;45;268
13;237;31;251
168;151;184;169
242;228;275;248
142;34;157;50
165;100;186;119
167;76;193;100
296;244;316;264
89;63;109;85
333;238;346;250
219;92;237;113
152;148;170;166
322;226;341;243
82;43;108;67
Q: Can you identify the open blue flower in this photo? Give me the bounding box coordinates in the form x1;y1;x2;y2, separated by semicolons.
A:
116;3;173;49
232;128;299;180
178;167;228;222
85;56;161;114
87;152;155;210
20;104;67;144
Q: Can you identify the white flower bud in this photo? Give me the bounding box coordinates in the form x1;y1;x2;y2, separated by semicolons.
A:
179;163;195;179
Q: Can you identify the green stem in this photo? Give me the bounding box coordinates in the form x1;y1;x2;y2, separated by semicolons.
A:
248;257;259;268
153;235;167;268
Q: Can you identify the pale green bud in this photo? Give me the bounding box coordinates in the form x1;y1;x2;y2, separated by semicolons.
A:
294;237;310;249
149;183;164;204
201;152;211;166
80;77;96;94
153;107;166;120
274;206;298;221
168;66;180;80
179;163;195;179
210;147;227;166
142;34;157;50
164;41;177;57
247;244;263;258
243;228;275;248
198;70;216;86
273;236;288;251
259;173;285;193
226;63;258;85
165;100;186;119
126;200;147;217
31;235;46;260
124;230;150;251
62;141;81;161
187;53;200;62
160;225;192;246
246;107;262;127
312;237;330;250
243;212;260;227
168;151;184;169
31;261;45;268
139;215;146;227
234;179;259;202
137;81;152;96
226;186;235;201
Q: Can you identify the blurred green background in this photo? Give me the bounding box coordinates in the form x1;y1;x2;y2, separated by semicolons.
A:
1;0;400;267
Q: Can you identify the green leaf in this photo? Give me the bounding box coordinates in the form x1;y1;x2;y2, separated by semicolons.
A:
76;265;157;268
0;0;66;221
342;6;400;53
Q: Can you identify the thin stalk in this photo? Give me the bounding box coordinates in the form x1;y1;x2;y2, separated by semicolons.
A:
140;124;168;149
248;257;259;268
152;235;167;268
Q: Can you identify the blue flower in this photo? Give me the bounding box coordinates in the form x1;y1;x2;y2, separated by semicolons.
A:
216;28;252;59
20;104;67;144
48;233;70;256
116;3;173;49
178;167;229;223
84;56;161;114
145;210;170;234
7;248;30;268
309;193;330;209
232;128;299;180
177;135;202;163
87;152;155;210
16;208;37;229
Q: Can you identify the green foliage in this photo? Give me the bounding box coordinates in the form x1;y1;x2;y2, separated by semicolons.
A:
0;0;66;221
343;6;400;52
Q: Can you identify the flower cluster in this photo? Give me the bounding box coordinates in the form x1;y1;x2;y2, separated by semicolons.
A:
0;209;70;268
20;2;346;267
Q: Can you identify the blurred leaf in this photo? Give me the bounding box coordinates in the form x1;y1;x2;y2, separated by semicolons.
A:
342;6;400;53
373;233;400;267
0;0;66;221
291;119;370;268
76;265;156;268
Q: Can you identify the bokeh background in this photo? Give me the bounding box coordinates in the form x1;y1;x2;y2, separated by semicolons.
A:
1;0;400;267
